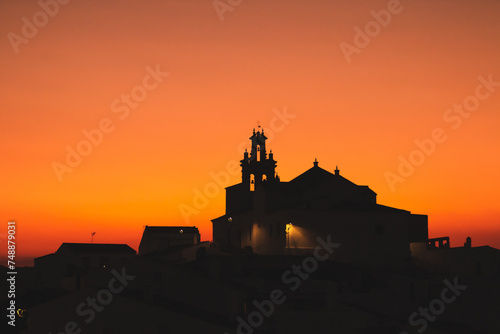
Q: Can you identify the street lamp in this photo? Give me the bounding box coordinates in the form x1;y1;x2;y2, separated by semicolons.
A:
285;223;292;249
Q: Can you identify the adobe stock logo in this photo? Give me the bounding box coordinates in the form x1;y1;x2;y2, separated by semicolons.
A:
7;0;71;54
48;267;135;334
385;74;499;192
52;64;169;182
178;107;296;224
213;0;244;21
400;277;467;334
224;235;340;334
339;0;404;64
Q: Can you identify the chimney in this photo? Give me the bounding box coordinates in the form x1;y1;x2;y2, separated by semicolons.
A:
464;236;471;248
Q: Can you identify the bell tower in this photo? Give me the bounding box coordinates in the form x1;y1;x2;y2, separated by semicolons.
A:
241;127;278;190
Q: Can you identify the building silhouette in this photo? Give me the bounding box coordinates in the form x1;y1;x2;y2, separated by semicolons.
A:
5;128;500;334
213;128;428;265
139;226;201;255
34;243;136;290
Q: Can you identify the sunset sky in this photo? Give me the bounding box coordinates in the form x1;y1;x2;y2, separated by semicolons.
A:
1;0;499;265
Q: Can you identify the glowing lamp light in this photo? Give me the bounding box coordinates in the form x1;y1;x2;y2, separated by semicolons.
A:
179;229;184;234
286;223;293;249
228;217;232;222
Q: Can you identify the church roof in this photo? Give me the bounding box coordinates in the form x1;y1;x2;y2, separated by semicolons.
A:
289;163;373;192
290;165;335;186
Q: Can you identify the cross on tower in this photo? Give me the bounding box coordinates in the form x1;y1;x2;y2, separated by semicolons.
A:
256;120;261;129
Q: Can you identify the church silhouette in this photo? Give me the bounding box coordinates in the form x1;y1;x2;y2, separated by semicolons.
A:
213;128;428;266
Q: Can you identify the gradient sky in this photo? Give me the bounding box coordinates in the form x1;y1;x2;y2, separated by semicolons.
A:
1;0;499;265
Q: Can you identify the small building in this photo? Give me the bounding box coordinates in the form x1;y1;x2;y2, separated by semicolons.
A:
138;226;201;255
34;243;136;290
411;237;500;276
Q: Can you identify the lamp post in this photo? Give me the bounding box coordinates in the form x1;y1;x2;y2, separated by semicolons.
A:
285;223;292;249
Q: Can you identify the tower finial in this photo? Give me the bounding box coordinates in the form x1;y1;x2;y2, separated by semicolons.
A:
313;158;318;167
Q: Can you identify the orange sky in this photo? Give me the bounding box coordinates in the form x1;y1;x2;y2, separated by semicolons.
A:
1;0;499;265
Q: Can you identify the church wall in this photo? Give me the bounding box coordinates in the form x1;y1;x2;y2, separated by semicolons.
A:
215;202;425;266
407;214;428;242
226;184;253;215
230;209;414;265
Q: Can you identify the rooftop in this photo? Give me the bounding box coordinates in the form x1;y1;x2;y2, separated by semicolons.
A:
58;243;136;254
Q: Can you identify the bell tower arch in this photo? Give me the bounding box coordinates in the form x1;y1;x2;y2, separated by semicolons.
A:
241;127;278;190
